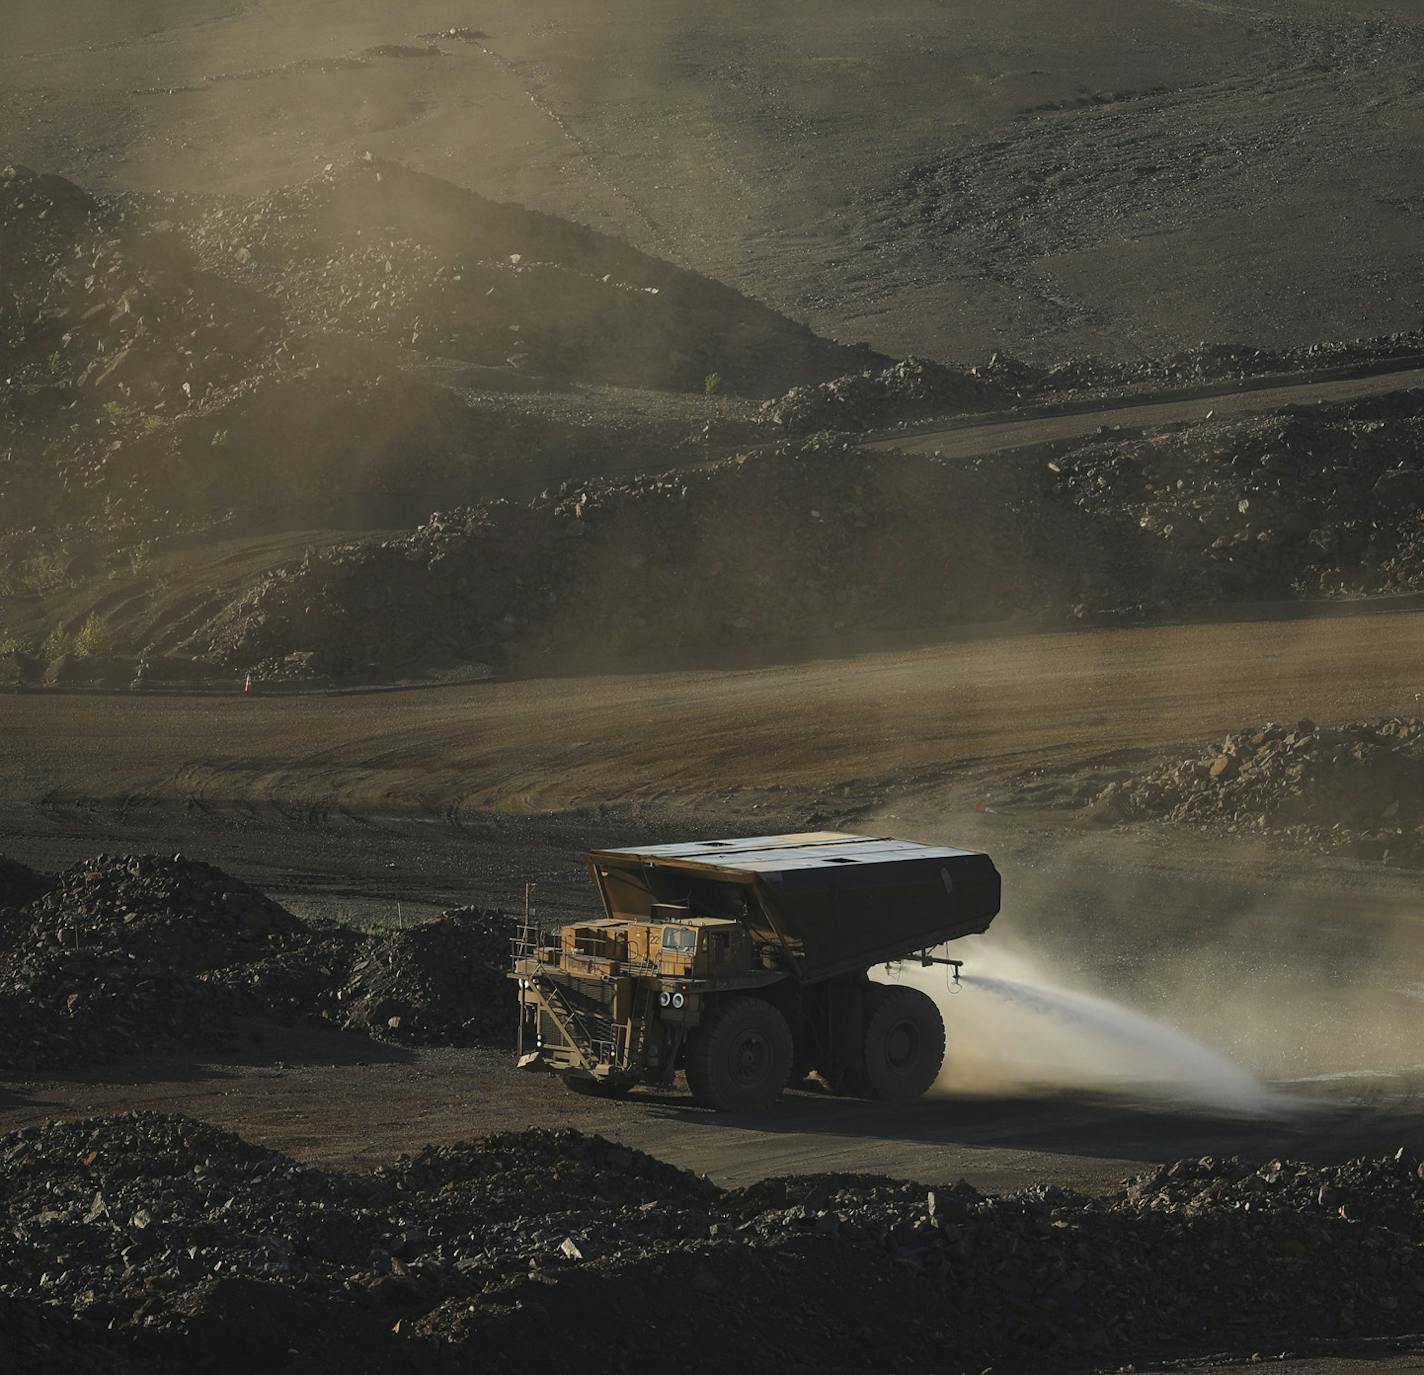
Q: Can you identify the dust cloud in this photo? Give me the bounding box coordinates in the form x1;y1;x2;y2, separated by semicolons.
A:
872;730;1424;1120
891;942;1291;1117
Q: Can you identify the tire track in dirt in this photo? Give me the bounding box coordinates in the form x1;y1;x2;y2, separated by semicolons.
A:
7;606;1424;820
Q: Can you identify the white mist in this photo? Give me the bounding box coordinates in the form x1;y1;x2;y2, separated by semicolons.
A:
890;944;1291;1117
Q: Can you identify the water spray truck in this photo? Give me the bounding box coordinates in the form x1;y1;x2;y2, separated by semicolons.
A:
510;832;1001;1110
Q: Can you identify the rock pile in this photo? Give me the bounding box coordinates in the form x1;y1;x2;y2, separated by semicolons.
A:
0;854;338;1076
152;159;873;398
760;355;1009;433
2;1290;132;1374
0;855;513;1075
0;857;51;913
757;332;1424;436
1045;390;1424;609
0;161;295;556
1089;718;1424;861
330;910;512;1047
1;159;872;588
185;388;1424;678
187;439;1076;676
1041;329;1424;396
1;1112;1421;1374
0;163;280;405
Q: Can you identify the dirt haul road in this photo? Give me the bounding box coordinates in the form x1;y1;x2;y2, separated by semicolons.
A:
4;604;1424;1196
866;362;1424;459
6;606;1424;821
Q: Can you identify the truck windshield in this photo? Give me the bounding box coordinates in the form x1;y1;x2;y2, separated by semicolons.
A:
661;927;696;953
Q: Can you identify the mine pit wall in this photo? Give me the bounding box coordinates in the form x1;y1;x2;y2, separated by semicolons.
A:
184;388;1424;679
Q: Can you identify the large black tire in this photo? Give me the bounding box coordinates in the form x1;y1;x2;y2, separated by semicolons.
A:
860;984;945;1103
684;997;794;1111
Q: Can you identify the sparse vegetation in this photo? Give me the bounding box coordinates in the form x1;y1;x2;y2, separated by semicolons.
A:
129;545;154;578
42;624;72;662
73;612;113;658
211;428;229;449
0;635;33;656
704;371;722;397
142;414;163;434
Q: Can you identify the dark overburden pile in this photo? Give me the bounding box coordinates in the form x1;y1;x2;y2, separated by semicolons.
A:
760;355;1010;433
186;389;1424;678
1046;390;1424;609
1040;330;1424;397
757;333;1424;437
0;162;279;407
157;160;869;396
331;910;511;1046
0;857;51;913
1087;718;1424;861
1;158;870;596
1;1290;133;1374
0;854;512;1075
0;163;503;569
187;439;1081;675
1;1112;1421;1373
0;854;343;1076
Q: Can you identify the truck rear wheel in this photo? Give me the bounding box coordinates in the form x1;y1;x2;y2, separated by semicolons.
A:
684;997;794;1111
861;984;945;1103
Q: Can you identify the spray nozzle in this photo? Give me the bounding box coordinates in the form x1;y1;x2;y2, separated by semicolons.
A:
916;952;963;989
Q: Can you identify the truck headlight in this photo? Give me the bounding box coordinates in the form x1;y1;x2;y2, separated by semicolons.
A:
658;991;672;1008
671;992;685;1010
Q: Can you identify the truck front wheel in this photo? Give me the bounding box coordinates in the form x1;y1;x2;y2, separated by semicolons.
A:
862;985;945;1103
685;997;794;1111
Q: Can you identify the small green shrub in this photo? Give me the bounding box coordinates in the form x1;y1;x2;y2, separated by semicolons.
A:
142;414;163;434
704;371;722;397
42;624;72;662
73;612;112;658
103;400;125;420
0;635;32;656
211;428;229;449
129;545;153;578
47;350;63;375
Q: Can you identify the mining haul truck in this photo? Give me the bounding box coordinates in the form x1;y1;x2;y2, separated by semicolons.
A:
510;832;1000;1110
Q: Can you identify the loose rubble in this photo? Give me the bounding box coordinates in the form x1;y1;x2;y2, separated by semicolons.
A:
0;854;513;1076
330;911;512;1047
760;354;1012;433
1081;718;1424;861
1045;389;1424;610
154;159;866;395
186;439;1066;676
183;388;1424;678
0;158;870;598
759;334;1424;435
0;1113;1420;1373
0;857;51;913
10;155;1424;682
1039;330;1424;397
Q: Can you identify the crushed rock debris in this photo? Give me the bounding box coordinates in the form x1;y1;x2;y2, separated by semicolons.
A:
0;1112;1421;1373
1081;718;1424;862
0;854;514;1076
184;388;1424;679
